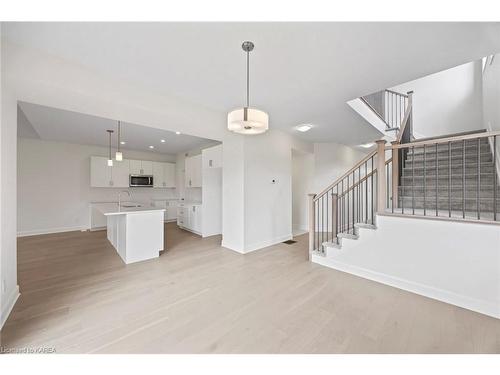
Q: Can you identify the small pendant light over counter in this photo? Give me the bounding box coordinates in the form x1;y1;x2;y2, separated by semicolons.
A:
227;41;269;135
106;129;114;167
115;121;123;161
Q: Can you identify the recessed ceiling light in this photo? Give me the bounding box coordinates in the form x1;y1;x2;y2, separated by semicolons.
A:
359;142;374;148
120;141;126;145
161;139;166;143
149;145;154;149
296;124;313;132
175;131;181;135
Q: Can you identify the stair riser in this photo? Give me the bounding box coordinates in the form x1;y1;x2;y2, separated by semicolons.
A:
399;187;499;198
401;176;497;186
405;152;493;163
406;141;491;155
403;165;495;175
398;204;500;213
399;198;500;212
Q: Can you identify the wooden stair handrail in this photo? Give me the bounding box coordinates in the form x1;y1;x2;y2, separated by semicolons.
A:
390;129;500;150
313;149;378;202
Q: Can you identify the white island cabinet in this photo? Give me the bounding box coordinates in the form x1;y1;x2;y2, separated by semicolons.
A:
100;206;165;264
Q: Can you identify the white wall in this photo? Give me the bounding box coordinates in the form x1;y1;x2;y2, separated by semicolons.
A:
313;215;500;318
1;31;20;328
243;130;294;252
292;150;314;234
391;60;484;138
222;129;313;253
17;137;176;236
482;53;500;177
313;142;368;193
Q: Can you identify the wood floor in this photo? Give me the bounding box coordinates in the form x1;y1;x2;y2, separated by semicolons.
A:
2;223;500;353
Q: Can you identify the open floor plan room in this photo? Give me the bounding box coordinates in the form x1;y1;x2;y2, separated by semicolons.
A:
3;223;500;353
1;15;500;366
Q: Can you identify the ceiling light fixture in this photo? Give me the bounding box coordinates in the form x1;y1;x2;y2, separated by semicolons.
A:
106;130;114;167
175;131;181;135
120;141;126;145
296;124;313;132
227;41;269;135
161;139;166;143
149;145;154;149
115;121;123;161
360;142;375;148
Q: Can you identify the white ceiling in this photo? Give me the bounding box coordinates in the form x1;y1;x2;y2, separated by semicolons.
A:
4;22;500;144
18;102;218;154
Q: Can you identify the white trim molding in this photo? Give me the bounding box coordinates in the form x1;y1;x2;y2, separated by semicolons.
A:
313;255;500;319
17;225;89;237
1;285;20;329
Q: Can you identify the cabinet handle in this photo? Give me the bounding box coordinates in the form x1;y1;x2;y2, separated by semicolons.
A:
209;160;213;167
109;180;114;186
163;182;166;187
140;169;144;175
193;206;195;212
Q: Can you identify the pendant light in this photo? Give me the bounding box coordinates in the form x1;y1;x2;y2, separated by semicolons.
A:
106;129;114;167
227;41;269;135
115;121;123;161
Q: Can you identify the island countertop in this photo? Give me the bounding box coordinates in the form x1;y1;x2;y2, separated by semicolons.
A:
98;206;166;216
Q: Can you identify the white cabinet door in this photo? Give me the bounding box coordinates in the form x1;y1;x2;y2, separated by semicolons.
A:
184;157;192;187
202;144;222;169
188;154;202;187
90;156;113;187
141;160;153;175
166;201;178;221
177;204;187;227
188;205;202;233
129;160;142;175
152;162;165;188
164;163;176;188
112;160;130;188
129;160;152;175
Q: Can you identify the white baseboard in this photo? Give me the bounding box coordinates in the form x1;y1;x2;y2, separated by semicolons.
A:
243;234;293;254
221;240;245;254
222;234;293;254
17;225;89;237
1;285;20;329
312;255;500;319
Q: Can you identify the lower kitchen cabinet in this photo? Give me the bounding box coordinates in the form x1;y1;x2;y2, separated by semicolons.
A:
151;200;178;222
177;202;202;235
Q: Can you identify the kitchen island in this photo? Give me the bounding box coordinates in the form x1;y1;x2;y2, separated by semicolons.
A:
98;206;166;264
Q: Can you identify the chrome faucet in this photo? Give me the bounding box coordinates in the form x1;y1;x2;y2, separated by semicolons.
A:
118;190;131;210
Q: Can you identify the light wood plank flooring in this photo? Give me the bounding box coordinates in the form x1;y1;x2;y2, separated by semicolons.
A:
2;223;500;353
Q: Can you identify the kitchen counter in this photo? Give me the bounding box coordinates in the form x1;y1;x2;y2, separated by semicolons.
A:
100;205;165;264
101;206;165;216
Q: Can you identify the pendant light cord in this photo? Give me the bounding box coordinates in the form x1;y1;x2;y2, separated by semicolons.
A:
117;121;121;152
246;50;249;108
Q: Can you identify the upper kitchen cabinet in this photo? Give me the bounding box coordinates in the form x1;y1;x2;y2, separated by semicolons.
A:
202;144;222;169
185;154;202;188
90;156;129;188
129;159;153;175
112;159;131;187
153;162;176;188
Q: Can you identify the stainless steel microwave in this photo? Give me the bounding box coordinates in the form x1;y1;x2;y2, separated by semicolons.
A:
129;175;154;187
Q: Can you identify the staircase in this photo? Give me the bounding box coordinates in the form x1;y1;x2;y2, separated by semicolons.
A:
309;89;500;257
398;133;500;218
